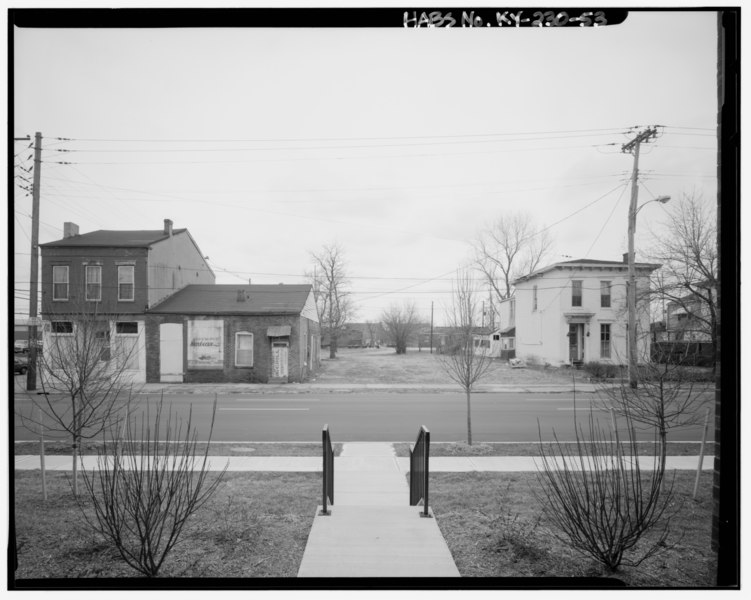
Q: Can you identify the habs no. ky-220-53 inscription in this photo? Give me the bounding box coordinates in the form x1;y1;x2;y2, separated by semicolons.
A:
404;10;609;28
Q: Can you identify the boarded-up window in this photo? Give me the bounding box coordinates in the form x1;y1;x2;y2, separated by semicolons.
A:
235;332;254;367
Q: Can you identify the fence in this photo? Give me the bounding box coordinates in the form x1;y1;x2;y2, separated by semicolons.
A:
321;424;334;515
651;341;714;367
409;426;431;518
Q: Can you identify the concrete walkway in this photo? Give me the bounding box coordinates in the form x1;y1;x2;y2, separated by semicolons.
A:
296;443;460;577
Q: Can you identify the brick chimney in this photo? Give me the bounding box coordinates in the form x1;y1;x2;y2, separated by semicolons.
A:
164;219;173;236
63;222;79;238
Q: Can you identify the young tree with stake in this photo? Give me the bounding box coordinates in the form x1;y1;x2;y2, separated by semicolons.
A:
435;269;495;445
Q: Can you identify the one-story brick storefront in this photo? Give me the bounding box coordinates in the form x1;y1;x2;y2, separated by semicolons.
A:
145;284;320;384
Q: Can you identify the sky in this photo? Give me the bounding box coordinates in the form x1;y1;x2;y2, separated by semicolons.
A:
11;7;720;326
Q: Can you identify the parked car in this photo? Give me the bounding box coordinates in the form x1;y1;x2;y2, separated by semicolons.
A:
14;356;28;375
14;340;29;353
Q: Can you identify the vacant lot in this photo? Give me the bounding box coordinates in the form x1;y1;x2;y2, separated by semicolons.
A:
314;347;586;385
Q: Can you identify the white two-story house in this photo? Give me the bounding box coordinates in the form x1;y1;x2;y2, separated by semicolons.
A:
511;257;660;367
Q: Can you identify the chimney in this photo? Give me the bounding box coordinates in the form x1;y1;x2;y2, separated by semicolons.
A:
63;222;79;239
164;219;173;236
623;252;629;264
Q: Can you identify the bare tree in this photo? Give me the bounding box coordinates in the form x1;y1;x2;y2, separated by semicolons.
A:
597;359;712;473
79;399;227;577
365;321;379;348
474;211;553;304
648;192;718;371
309;243;355;359
381;301;420;354
18;303;142;496
435;270;495;445
535;405;677;572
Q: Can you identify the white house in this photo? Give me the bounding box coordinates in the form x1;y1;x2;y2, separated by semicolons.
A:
511;257;660;367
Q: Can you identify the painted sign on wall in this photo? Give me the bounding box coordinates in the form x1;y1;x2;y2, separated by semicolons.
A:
188;319;224;369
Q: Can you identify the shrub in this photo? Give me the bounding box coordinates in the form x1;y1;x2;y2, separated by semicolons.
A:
79;399;227;577
535;409;676;572
583;361;624;380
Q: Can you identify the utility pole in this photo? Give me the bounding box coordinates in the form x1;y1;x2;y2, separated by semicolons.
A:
430;301;434;354
26;132;43;391
622;126;658;389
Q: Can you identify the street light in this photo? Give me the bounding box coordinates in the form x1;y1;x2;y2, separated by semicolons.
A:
627;194;670;388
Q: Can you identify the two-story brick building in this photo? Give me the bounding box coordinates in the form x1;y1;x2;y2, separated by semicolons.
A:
145;284;320;383
511;257;659;367
39;219;213;383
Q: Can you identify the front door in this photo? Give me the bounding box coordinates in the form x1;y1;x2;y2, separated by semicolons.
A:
568;323;583;364
271;341;289;381
160;323;183;382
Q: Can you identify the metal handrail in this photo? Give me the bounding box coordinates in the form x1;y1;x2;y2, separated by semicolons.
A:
409;425;431;517
321;424;334;515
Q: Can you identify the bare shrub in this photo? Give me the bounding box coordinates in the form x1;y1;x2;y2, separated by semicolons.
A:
79;399;227;577
535;408;677;572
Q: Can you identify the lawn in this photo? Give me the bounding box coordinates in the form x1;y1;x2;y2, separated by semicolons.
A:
430;470;717;586
313;347;588;386
13;471;319;579
13;468;717;586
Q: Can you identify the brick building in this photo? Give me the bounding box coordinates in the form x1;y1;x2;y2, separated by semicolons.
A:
39;219;213;383
145;284;320;384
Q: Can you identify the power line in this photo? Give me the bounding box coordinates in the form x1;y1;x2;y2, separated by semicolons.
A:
55;127;629;144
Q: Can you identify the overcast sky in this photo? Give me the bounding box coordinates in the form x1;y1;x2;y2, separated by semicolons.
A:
12;9;719;325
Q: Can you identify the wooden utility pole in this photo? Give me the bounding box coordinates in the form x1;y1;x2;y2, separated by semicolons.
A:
622;126;658;389
430;301;434;354
27;132;42;391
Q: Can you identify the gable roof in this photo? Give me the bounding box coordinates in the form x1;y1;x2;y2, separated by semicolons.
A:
41;229;189;248
147;284;314;315
513;258;661;285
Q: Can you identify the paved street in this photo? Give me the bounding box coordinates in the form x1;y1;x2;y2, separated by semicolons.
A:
14;386;714;444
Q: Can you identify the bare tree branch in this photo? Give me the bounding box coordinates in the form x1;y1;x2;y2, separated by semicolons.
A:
473;211;553;305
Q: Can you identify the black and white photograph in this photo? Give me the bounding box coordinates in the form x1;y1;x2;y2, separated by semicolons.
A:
8;5;739;591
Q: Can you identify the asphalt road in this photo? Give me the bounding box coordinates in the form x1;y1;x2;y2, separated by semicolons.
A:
13;387;714;444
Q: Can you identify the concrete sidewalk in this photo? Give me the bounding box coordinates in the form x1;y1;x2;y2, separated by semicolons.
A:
296;443;460;577
135;382;604;395
13;454;713;472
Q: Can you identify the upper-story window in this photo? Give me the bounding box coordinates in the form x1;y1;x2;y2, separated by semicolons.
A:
572;280;583;307
86;265;102;301
118;265;135;301
509;298;515;322
600;281;612;308
52;266;69;301
532;285;538;311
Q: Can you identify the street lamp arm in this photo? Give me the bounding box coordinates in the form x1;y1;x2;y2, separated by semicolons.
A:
635;195;671;215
